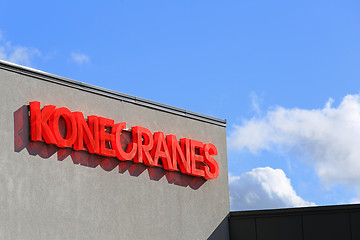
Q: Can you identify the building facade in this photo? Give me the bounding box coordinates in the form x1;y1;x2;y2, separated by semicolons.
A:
0;60;230;240
3;60;359;240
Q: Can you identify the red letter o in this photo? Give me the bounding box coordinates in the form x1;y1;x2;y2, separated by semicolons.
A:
50;107;77;148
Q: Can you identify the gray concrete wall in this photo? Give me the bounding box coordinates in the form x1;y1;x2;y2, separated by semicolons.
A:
0;61;229;240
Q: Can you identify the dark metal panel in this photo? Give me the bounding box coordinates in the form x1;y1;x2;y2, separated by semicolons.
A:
256;216;303;240
229;204;360;240
229;218;257;240
303;213;351;240
351;212;360;240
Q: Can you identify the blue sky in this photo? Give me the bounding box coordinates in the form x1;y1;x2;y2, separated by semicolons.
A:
2;0;360;210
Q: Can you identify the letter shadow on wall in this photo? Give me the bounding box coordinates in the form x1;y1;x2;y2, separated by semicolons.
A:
14;105;206;189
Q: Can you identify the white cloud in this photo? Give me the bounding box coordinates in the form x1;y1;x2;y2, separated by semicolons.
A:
250;92;262;115
71;53;90;65
228;94;360;188
229;167;315;210
0;33;40;66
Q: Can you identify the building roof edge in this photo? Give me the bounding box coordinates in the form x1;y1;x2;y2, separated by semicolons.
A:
0;60;226;127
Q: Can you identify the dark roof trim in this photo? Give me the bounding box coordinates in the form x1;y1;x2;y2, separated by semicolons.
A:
229;204;360;218
0;60;226;127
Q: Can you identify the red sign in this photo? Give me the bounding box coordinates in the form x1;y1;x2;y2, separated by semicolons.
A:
29;101;219;179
